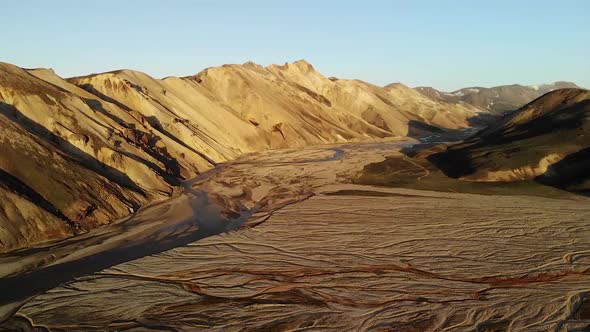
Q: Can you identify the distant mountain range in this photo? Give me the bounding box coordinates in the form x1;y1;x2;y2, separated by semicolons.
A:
415;82;581;114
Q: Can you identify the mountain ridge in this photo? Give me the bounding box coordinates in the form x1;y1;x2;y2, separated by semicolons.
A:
414;81;581;114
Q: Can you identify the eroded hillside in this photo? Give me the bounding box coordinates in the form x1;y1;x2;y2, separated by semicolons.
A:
0;59;484;251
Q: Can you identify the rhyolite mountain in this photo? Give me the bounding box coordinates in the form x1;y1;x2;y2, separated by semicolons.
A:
0;59;487;251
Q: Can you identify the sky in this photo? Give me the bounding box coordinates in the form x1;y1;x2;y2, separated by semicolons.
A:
1;0;589;91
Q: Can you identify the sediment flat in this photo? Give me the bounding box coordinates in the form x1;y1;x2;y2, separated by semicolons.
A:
2;139;590;331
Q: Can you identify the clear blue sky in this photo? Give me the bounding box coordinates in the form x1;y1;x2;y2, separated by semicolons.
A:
1;0;589;91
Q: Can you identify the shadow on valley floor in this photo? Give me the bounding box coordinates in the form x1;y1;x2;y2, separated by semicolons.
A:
419;95;590;196
0;192;232;308
406;109;503;142
536;146;590;195
405;120;461;140
467;111;504;128
355;144;579;199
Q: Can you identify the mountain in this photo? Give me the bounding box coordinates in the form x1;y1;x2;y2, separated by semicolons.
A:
191;61;483;138
415;81;581;114
0;60;484;251
428;88;590;194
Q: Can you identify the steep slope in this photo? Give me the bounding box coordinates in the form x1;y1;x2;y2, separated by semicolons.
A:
0;65;150;249
415;81;581;114
192;60;404;144
0;62;216;250
427;88;590;194
77;60;484;148
68;69;265;159
181;61;387;147
0;109;141;249
266;60;484;136
0;59;489;252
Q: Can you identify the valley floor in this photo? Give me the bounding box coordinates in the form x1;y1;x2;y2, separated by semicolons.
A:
2;139;590;331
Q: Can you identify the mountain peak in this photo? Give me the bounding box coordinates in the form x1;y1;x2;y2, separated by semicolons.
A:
242;60;265;70
24;67;56;76
292;59;313;67
266;60;318;78
277;59;315;72
384;82;409;89
67;68;151;81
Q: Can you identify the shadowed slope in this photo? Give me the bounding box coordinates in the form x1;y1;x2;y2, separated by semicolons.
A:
427;89;590;193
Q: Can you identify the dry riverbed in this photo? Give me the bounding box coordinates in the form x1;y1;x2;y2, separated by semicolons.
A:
2;138;590;331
